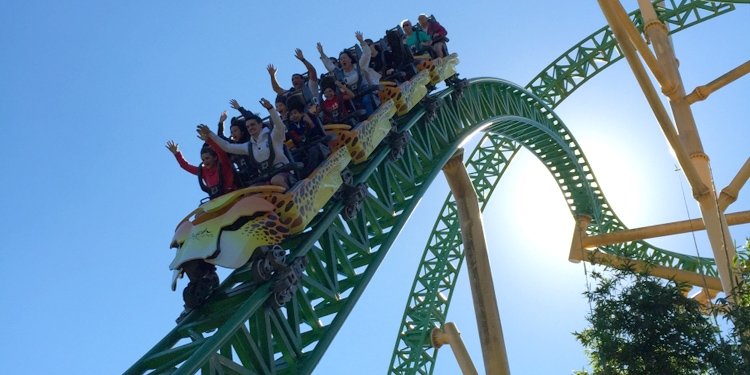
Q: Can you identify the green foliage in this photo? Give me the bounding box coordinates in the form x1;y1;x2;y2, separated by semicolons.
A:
575;267;725;374
718;240;750;370
574;240;750;375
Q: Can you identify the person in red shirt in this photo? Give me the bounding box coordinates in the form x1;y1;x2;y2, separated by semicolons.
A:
417;14;449;58
320;77;355;125
166;135;235;200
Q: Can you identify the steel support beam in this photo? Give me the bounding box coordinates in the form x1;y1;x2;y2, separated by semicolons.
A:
431;323;479;375
686;60;750;104
598;0;739;296
580;210;750;250
442;149;510;375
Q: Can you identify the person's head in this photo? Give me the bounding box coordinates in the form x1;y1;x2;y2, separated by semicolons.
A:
200;144;218;168
338;50;356;71
418;14;429;28
289;108;304;123
386;29;401;47
287;96;306;122
320;76;337;100
365;39;379;55
229;119;249;142
275;94;288;114
245;114;264;137
291;73;305;89
401;19;413;35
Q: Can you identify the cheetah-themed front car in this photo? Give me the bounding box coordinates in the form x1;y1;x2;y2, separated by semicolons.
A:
169;147;353;311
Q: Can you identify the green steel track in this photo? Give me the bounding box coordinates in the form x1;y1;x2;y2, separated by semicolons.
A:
126;1;743;374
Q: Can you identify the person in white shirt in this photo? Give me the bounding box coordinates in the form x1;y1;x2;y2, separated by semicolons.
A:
197;98;292;189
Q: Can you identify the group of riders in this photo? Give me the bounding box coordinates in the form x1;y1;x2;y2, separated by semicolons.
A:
166;14;449;201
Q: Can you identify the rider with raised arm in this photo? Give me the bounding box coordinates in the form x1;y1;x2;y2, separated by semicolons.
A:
214;108;258;187
165;118;236;200
317;32;380;117
267;48;319;108
198;98;292;189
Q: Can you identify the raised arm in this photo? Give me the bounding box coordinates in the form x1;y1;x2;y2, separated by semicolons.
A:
201;124;233;172
295;49;318;86
317;42;336;73
229;98;255;119
196;124;248;156
356;31;379;85
355;31;372;69
216;111;230;141
166;140;199;175
266;64;286;95
261;98;286;143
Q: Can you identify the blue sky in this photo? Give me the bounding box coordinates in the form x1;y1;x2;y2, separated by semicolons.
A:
1;1;748;374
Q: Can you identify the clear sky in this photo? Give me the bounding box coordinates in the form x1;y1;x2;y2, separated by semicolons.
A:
1;1;748;374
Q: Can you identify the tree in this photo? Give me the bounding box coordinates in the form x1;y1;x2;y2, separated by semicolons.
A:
574;242;750;374
719;241;750;370
574;267;727;374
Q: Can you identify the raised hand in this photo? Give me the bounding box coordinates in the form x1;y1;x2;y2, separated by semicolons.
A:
165;140;179;154
316;42;324;55
294;48;305;61
219;111;227;123
266;64;277;76
229;99;241;110
196;124;212;140
355;31;364;43
259;98;273;110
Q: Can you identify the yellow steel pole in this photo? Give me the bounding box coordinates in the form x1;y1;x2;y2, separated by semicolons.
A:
597;0;708;198
442;149;510;375
431;323;480;375
718;157;750;212
580;210;750;249
597;0;739;295
636;0;739;295
570;248;723;291
686;60;750;104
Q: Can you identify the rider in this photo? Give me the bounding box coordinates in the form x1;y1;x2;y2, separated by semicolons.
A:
417;14;448;58
317;32;381;118
285;96;330;178
401;19;432;58
165;127;235;200
267;49;319;109
215;109;257;187
319;76;355;125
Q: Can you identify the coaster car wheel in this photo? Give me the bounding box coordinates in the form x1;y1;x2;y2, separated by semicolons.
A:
421;96;442;124
342;183;367;221
387;126;411;161
251;257;274;283
182;271;219;309
250;245;288;283
269;256;308;309
446;74;469;101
